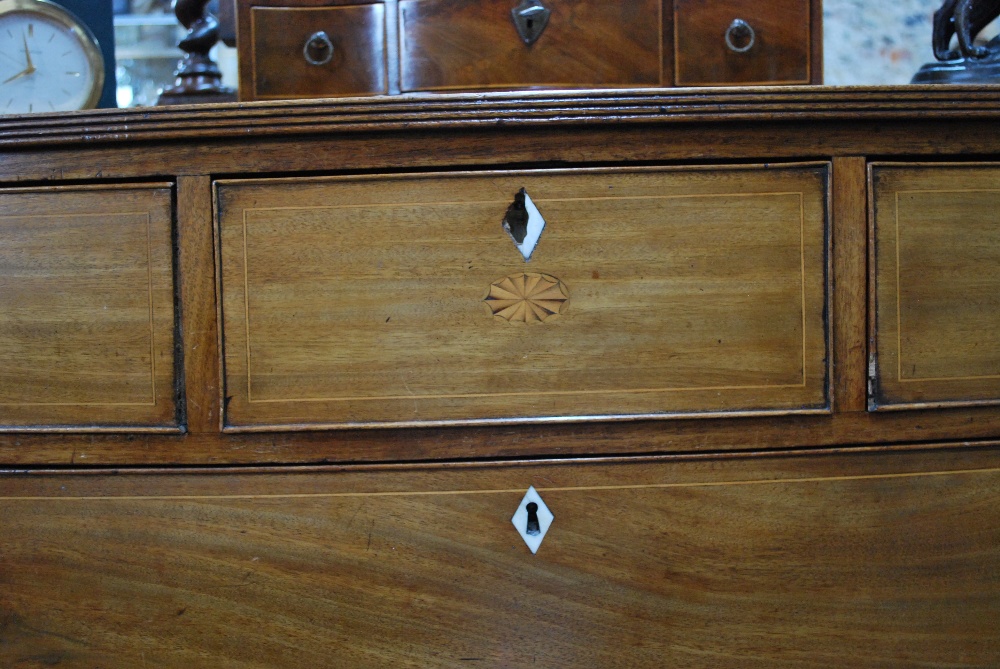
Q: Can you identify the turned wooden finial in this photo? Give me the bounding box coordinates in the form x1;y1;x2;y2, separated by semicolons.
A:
158;0;236;103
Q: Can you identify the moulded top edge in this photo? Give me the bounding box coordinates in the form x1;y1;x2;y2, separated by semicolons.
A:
1;86;1000;148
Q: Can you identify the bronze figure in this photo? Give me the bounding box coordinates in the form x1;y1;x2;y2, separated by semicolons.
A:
932;0;1000;60
914;0;1000;82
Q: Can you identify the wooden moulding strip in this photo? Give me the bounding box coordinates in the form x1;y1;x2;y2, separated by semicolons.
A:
3;88;1000;147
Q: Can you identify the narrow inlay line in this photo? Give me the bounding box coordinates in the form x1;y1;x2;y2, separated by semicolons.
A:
246;383;810;404
1;467;996;502
0;211;159;407
236;190;812;404
894;188;1000;383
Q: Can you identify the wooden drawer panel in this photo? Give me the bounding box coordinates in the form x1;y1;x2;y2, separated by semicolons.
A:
674;0;812;85
245;5;387;100
871;165;1000;410
0;185;176;430
216;166;829;429
399;0;661;92
2;449;998;666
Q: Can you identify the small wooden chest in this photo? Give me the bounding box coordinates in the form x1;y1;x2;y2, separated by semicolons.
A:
236;0;822;100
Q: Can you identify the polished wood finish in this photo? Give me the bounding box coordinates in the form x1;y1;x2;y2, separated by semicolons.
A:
1;89;999;665
399;0;662;92
674;0;817;85
871;164;1000;410
2;447;999;666
832;156;869;413
216;166;828;429
242;4;387;100
4;88;1000;149
236;1;819;100
0;184;176;430
0;87;997;461
177;176;222;434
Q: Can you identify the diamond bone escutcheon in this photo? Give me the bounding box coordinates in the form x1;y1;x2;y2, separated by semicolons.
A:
502;188;546;261
512;486;554;554
484;272;569;324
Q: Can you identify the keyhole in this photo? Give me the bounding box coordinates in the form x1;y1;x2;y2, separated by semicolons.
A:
526;18;534;32
525;502;541;536
502;188;530;244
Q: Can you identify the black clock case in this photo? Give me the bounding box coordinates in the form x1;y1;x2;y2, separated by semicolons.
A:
49;0;117;108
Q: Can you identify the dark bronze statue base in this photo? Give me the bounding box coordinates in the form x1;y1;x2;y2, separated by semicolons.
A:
913;36;1000;83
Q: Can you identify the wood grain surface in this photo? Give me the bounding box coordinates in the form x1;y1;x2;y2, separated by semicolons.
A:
674;0;814;85
178;176;222;433
237;0;818;98
831;156;868;413
245;5;387;100
399;0;662;92
871;164;1000;410
0;93;997;669
216;166;829;428
4;87;1000;150
0;90;996;464
1;447;998;667
0;185;177;430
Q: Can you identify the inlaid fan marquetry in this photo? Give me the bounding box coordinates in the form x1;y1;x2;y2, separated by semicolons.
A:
484;272;569;324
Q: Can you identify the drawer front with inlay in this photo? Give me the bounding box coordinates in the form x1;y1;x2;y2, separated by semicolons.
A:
2;450;998;667
870;164;1000;410
216;165;829;429
399;0;662;92
0;185;177;430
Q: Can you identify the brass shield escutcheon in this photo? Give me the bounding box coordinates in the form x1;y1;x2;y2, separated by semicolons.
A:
511;0;551;46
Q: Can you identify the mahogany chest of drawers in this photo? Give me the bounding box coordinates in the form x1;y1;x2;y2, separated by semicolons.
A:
236;0;823;100
0;88;998;667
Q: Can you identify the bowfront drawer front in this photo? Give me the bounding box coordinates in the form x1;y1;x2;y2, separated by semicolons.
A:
399;0;662;92
216;165;829;429
245;4;387;99
674;0;813;85
870;165;1000;410
0;185;177;430
3;451;999;666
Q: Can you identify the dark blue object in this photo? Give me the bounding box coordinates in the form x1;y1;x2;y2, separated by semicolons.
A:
48;0;117;108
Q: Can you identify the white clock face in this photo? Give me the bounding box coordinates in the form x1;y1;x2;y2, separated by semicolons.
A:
0;7;101;114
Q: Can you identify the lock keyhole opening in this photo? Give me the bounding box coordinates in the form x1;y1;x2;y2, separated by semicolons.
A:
526;502;541;536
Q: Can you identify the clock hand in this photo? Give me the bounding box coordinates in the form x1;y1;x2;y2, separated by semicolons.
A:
2;34;36;85
21;32;34;74
2;67;31;85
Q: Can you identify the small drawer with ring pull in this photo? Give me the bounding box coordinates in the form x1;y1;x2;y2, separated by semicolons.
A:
242;4;387;100
673;0;815;86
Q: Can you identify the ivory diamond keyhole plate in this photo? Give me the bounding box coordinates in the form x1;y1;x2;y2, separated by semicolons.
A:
502;188;546;261
512;486;554;554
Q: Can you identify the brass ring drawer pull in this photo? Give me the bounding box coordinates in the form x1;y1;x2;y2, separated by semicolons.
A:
303;31;334;66
725;18;755;53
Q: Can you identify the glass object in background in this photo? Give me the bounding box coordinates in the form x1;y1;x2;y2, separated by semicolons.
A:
113;0;235;107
